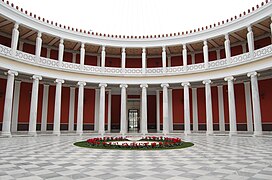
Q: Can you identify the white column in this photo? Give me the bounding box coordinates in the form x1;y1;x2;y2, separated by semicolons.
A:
216;49;221;60
72;53;76;63
80;43;85;70
94;89;100;131
2;70;18;136
244;81;253;132
191;53;196;64
101;46;106;69
97;55;101;66
247;72;262;136
76;82;86;135
217;85;225;132
140;84;148;135
11;80;21;132
203;40;209;69
35;32;42;62
156;90;160;132
41;84;49;132
270;16;272;43
247;26;255;59
98;83;107;135
107;90;112;132
53;79;64;136
224;76;237;135
161;83;169;135
11;23;19;56
224;34;231;64
168;89;173;132
46;48;51;58
120;84;128;135
121;47;126;71
203;80;213;135
58;39;64;67
242;44;247;53
182;82;191;135
192;88;198;132
18;41;24;51
162;46;167;73
28;75;42;136
68;87;75;132
142;48;146;74
183;44;187;71
167;56;171;67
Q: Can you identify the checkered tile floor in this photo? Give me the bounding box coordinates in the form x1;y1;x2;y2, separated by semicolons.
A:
0;134;272;180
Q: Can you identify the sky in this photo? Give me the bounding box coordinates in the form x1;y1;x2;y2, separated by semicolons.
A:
9;0;264;36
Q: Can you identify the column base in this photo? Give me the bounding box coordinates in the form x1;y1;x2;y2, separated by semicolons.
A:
1;131;12;137
76;131;83;136
162;130;169;136
28;131;37;136
253;131;263;136
229;131;237;136
141;130;148;135
206;131;213;135
184;131;191;135
98;130;105;136
53;131;61;136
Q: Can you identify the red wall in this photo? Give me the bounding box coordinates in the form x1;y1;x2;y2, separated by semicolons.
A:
85;55;97;66
259;79;272;123
106;57;121;67
0;78;7;123
147;58;162;68
147;95;156;125
0;35;11;47
172;89;183;124
111;95;121;128
126;58;141;68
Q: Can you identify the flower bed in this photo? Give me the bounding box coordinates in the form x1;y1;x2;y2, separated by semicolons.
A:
74;136;194;150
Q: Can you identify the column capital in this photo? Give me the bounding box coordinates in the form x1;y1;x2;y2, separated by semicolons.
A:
5;70;18;76
102;45;106;51
77;81;86;86
37;31;42;38
203;40;207;45
224;76;235;82
247;25;252;32
142;47;146;53
122;47;126;53
55;79;64;84
225;33;229;40
60;38;64;44
99;83;107;88
140;84;148;88
202;79;212;85
14;22;19;29
181;82;190;87
162;46;166;52
69;86;76;89
15;80;22;84
161;83;169;88
120;84;128;88
81;43;85;48
183;44;186;50
247;71;258;78
217;84;223;88
32;75;42;81
243;81;250;85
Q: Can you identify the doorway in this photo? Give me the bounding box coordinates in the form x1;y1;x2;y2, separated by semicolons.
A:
128;109;139;132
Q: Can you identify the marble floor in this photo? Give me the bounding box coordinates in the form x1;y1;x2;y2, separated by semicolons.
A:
0;134;272;180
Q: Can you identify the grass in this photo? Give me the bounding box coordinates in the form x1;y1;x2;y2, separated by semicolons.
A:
74;141;194;150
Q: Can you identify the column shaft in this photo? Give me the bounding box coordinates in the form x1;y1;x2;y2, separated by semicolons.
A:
168;89;173;132
156;90;160;132
247;26;255;58
248;72;262;135
11;80;21;132
2;70;18;136
225;77;237;135
161;84;169;135
120;84;128;135
53;79;64;135
101;46;106;68
203;80;213;135
217;85;225;131
77;82;86;135
98;83;107;135
162;47;166;73
203;40;209;69
192;88;198;132
68;87;75;131
58;39;64;67
29;75;42;135
121;48;126;70
41;84;49;132
80;43;85;70
244;82;253;132
94;89;100;131
142;48;146;73
183;45;187;71
11;23;19;56
182;83;191;135
224;34;231;64
35;32;42;62
140;84;148;134
107;91;112;132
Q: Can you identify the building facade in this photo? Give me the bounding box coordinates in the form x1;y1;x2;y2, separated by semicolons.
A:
0;0;272;137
